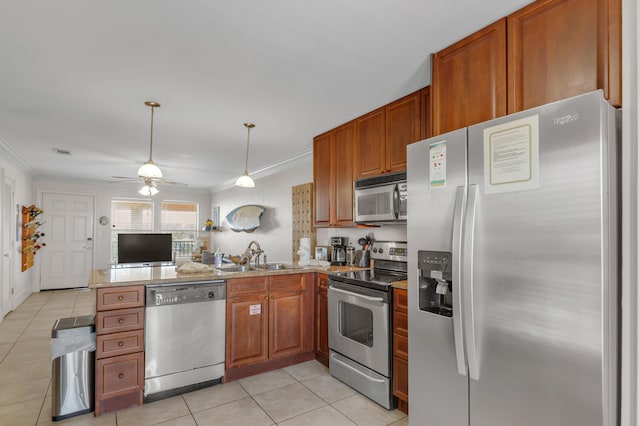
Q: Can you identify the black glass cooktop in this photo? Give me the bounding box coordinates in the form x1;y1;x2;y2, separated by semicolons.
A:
329;269;407;292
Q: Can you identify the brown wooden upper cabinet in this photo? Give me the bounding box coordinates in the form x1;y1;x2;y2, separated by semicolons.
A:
355;108;385;178
355;90;422;178
431;19;508;136
313;132;332;227
420;86;432;140
431;0;621;136
313;121;356;228
507;0;621;112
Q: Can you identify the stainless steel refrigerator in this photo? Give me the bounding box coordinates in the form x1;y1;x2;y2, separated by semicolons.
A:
407;90;619;426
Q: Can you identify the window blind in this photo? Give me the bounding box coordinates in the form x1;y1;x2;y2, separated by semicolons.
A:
161;201;198;231
111;199;154;231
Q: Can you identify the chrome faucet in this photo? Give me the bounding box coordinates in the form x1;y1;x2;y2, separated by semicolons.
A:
244;241;264;266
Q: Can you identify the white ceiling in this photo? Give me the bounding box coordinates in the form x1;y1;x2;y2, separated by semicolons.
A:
0;0;532;191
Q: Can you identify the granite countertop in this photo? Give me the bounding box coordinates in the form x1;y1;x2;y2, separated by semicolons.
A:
89;264;370;288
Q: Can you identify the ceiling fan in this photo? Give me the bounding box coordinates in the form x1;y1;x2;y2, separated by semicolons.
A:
110;101;186;194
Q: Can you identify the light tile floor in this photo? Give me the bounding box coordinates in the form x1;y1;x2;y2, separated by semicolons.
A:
0;289;408;426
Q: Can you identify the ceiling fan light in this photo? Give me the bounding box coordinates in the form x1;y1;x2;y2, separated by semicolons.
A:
139;183;159;196
235;172;255;188
137;161;163;178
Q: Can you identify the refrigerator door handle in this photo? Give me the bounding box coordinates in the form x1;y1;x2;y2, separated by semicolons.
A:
463;184;480;380
452;186;467;376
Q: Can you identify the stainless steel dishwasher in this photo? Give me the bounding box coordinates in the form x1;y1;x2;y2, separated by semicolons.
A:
144;280;226;402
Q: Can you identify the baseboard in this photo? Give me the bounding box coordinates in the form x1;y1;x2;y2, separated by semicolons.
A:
224;351;315;382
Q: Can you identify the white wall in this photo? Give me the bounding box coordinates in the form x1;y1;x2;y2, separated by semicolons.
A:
210;157;313;263
34;179;212;272
0;145;35;311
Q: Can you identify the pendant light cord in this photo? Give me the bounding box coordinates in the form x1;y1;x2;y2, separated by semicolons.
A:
244;125;251;173
149;105;155;162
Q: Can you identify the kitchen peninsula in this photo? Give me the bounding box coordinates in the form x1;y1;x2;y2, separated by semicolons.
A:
88;263;369;416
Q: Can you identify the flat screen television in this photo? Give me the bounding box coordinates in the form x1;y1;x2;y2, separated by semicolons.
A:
117;233;173;264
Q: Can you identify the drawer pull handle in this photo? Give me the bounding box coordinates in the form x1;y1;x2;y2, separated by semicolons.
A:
118;295;124;300
118;318;124;324
118;373;124;379
118;341;124;347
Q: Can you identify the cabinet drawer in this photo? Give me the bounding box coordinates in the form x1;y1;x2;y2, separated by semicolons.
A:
96;330;144;359
96;308;144;335
394;310;408;337
96;352;144;400
393;288;407;313
227;277;269;298
97;286;144;311
393;332;408;361
270;273;306;293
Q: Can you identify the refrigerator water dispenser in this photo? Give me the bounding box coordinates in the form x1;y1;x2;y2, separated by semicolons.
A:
417;250;452;317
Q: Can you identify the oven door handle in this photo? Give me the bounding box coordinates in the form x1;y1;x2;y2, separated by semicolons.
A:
329;286;384;303
330;352;386;383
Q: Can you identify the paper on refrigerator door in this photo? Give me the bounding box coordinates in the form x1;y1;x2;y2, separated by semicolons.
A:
429;140;447;188
484;114;540;194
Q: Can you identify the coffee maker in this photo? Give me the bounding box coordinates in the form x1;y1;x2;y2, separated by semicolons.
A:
330;236;348;266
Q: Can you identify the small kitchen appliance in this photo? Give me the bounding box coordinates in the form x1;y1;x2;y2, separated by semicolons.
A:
315;246;331;261
330;236;348;266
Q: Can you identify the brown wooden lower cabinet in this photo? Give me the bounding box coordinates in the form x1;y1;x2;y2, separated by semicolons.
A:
226;295;269;369
225;273;314;381
393;287;409;414
314;273;329;367
95;352;144;414
393;356;409;406
270;290;307;358
95;286;145;416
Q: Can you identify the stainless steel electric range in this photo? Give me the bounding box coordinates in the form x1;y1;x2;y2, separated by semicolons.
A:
328;241;407;409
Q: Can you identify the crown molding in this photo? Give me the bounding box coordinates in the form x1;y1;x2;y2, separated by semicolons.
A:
209;149;313;193
0;135;37;175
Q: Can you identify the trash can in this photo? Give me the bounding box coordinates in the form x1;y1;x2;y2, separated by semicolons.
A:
51;315;96;421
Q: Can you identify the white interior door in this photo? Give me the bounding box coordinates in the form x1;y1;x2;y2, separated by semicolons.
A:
40;193;94;290
1;174;15;317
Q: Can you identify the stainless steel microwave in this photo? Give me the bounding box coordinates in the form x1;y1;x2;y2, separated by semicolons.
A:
354;171;407;224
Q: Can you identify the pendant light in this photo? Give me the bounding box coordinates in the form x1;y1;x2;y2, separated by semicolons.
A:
137;101;163;179
235;122;256;188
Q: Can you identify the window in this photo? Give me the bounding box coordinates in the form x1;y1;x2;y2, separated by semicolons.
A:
110;199;154;263
161;201;199;259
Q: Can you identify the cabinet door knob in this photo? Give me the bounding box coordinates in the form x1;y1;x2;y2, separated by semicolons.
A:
118;318;124;324
118;341;124;347
118;373;124;379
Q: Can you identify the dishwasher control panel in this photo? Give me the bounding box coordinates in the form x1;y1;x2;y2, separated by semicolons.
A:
146;280;226;307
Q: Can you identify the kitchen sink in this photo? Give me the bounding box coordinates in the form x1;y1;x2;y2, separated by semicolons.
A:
256;263;291;270
217;265;255;273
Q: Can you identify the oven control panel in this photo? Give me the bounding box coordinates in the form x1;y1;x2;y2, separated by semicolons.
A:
370;241;407;262
146;281;226;307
